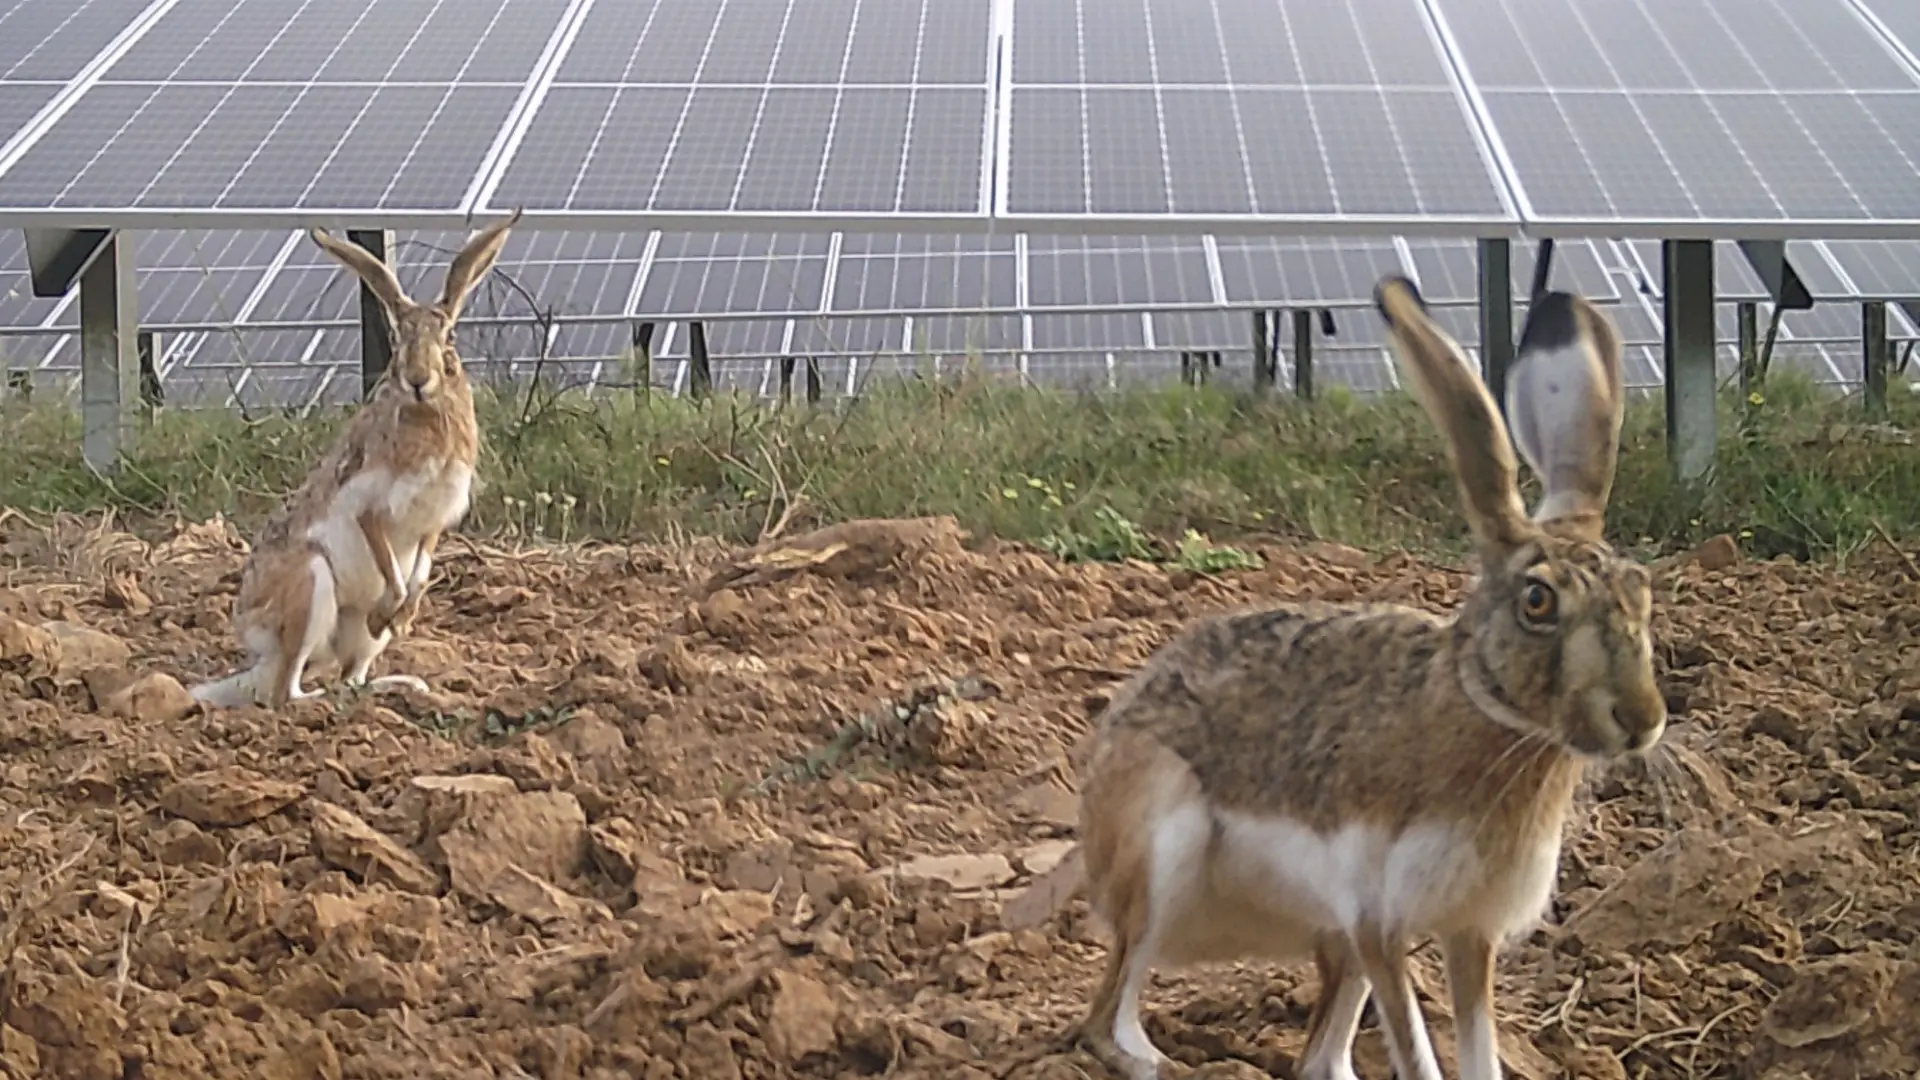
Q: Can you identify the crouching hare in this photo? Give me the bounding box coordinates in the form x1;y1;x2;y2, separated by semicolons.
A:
1071;275;1666;1080
190;210;521;709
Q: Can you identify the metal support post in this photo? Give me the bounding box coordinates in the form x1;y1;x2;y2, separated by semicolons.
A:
1735;302;1759;397
1291;309;1314;401
1252;311;1275;392
1662;240;1717;484
687;321;712;399
347;228;395;398
136;329;164;412
1477;238;1513;409
1863;301;1890;417
80;233;141;472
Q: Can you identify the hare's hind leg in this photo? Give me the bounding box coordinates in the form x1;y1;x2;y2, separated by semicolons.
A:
1349;924;1444;1080
263;553;339;705
1440;930;1503;1080
1076;808;1209;1080
1294;934;1370;1080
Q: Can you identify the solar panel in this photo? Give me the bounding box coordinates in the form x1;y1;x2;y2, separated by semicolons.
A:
1001;0;1515;231
479;0;992;223
0;0;570;222
1812;241;1920;301
830;233;1017;315
636;232;830;319
1;0;158;152
1025;236;1217;310
1434;0;1920;234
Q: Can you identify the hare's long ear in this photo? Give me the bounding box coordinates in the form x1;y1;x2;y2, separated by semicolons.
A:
310;227;411;316
439;208;522;321
1502;291;1626;544
1374;275;1535;562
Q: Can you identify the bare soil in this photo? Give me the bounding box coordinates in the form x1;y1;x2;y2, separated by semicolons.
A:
2;512;1916;1080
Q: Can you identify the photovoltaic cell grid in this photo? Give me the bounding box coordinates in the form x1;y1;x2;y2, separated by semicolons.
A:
0;0;156;146
482;0;993;219
1435;0;1920;229
1001;0;1511;225
0;0;568;215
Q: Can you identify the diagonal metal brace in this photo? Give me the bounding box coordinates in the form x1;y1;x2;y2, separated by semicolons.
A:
24;227;114;297
1735;239;1813;311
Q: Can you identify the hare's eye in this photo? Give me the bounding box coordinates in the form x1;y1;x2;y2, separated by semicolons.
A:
1520;581;1558;624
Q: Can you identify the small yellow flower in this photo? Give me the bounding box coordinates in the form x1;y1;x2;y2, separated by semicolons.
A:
1026;476;1044;488
1001;487;1019;500
655;455;670;467
1747;391;1765;407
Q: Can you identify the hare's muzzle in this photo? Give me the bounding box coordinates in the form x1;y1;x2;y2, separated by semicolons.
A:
1611;680;1668;755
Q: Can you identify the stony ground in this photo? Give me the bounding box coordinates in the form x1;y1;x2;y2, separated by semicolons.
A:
1;510;1916;1080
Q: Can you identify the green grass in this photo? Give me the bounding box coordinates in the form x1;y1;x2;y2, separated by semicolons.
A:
3;368;1917;562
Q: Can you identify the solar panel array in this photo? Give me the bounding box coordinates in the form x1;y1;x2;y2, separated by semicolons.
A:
3;0;1920;408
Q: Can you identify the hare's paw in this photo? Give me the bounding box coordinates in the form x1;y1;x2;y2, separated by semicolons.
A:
367;674;430;694
1077;1027;1185;1080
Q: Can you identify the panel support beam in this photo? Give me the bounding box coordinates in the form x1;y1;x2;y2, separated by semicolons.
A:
1735;240;1814;311
348;228;395;398
79;233;141;473
1477;239;1513;409
1863;301;1889;417
1662;240;1717;485
24;227;114;297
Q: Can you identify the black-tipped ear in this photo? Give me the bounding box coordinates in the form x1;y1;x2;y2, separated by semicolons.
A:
1517;291;1580;356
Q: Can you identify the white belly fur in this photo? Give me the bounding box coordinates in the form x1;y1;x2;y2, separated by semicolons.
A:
308;460;473;611
1147;803;1563;965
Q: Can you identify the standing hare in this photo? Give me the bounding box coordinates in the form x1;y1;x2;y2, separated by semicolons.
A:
1068;275;1666;1080
190;211;521;709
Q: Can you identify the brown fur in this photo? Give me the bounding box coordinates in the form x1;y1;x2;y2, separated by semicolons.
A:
1064;276;1665;1080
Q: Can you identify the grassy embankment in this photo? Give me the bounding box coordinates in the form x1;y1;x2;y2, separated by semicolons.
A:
4;367;1915;565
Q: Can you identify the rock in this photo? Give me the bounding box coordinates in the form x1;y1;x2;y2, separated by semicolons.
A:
482;864;610;924
275;892;376;950
152;819;224;867
586;817;646;887
0;615;58;677
1685;533;1741;573
549;708;630;783
892;852;1015;892
1014;838;1078;876
495;732;575;790
158;767;304;827
41;620;131;678
397;773;520;845
1761;954;1893;1048
764;970;840;1064
1001;846;1085;932
308;801;440;895
439;789;588;897
99;672;198;724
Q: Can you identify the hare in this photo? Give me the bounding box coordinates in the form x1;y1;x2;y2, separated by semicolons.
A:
189;210;521;709
1067;276;1666;1080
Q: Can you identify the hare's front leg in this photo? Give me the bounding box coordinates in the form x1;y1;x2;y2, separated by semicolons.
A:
1349;924;1445;1080
1294;934;1370;1080
1441;930;1504;1080
384;527;443;637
